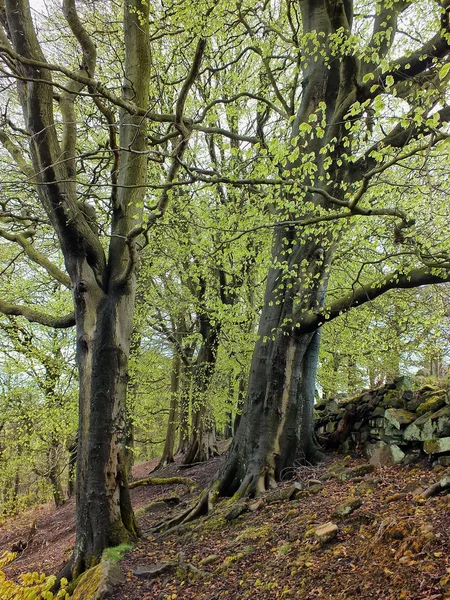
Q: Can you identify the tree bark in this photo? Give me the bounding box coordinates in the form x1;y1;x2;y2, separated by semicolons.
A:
210;0;358;497
183;320;220;464
177;362;192;455
158;350;182;469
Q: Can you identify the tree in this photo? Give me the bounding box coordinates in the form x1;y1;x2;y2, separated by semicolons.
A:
0;0;206;577
156;0;450;526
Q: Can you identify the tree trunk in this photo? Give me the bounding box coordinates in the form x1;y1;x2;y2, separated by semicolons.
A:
213;244;326;497
1;0;150;578
48;442;65;507
67;438;77;499
183;323;220;464
177;362;192;455
67;288;139;577
204;0;361;499
158;350;181;469
233;373;247;435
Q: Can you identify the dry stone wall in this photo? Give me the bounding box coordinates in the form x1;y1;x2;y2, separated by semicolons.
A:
314;377;450;467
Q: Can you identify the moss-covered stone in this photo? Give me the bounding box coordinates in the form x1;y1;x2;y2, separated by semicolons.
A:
332;498;362;520
381;391;404;409
384;408;416;429
339;464;376;480
416;393;446;416
424;437;450;454
72;561;124;600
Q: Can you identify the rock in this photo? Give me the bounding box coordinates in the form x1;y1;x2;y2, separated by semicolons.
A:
402;390;414;401
440;474;450;488
381;391;404;409
279;481;304;500
324;399;341;415
364;441;386;460
424;437;450;454
326;421;337;433
339;464;376;480
332;498;362;519
308;483;324;494
249;499;264;511
372;406;385;417
133;563;175;578
437;455;450;466
357;477;381;492
431;405;450;437
314;522;338;543
72;561;125;600
384;408;416;429
307;479;323;486
406;396;424;412
403;412;435;442
416;393;446;416
402;450;422;465
369;443;405;467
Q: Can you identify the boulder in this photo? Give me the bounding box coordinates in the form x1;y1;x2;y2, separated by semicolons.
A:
431;405;450;437
416;392;446;416
381;391;404;409
72;561;125;600
134;563;175;578
403;412;434;442
332;498;362;519
369;443;405;467
394;375;414;391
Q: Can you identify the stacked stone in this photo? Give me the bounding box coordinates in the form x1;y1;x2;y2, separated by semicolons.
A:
314;377;450;467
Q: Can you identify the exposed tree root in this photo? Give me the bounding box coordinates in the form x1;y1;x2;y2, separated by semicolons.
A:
129;476;197;492
150;463;287;537
418;475;450;500
151;487;213;535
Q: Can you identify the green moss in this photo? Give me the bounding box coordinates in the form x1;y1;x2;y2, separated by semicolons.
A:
102;543;133;563
416;393;446;416
72;564;103;600
218;552;245;570
235;524;272;542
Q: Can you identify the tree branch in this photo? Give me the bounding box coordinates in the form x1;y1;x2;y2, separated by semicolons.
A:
296;267;450;333
0;298;75;328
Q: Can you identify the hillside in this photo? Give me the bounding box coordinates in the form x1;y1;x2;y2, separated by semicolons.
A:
1;452;449;599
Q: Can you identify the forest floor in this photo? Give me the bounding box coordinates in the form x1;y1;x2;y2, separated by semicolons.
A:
0;451;449;600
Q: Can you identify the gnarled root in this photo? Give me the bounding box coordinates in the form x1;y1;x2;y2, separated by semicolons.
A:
151;487;213;536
